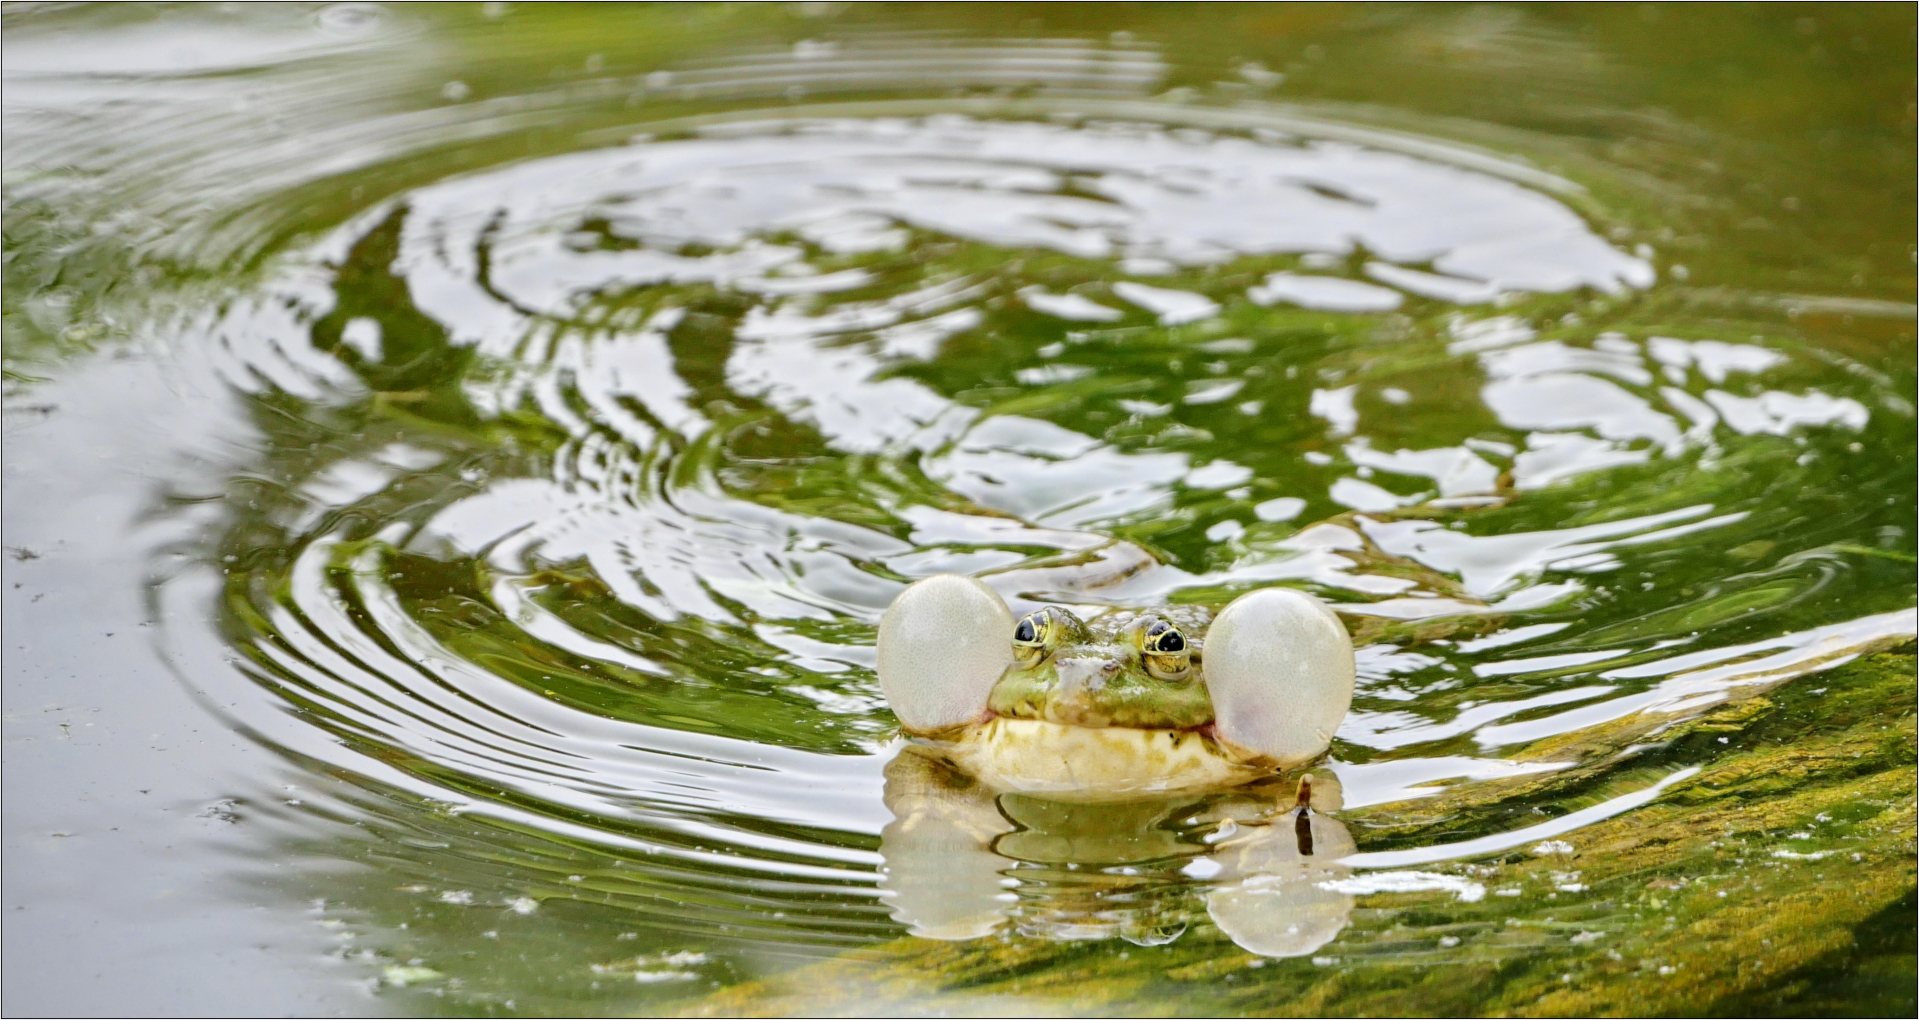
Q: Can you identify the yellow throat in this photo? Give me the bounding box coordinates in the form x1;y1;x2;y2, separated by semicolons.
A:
930;718;1264;803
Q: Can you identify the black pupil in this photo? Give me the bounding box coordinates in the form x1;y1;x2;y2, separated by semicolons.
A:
1015;618;1038;643
1156;630;1185;652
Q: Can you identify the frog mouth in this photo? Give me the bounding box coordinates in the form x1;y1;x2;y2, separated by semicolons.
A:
925;717;1262;802
877;576;1355;773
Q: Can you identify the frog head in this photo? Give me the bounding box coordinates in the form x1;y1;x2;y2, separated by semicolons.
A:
988;604;1217;730
876;575;1355;770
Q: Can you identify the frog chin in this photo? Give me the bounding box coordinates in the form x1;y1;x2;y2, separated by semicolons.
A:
940;718;1262;802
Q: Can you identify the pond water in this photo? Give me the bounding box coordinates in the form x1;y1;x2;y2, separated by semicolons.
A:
4;5;1914;1017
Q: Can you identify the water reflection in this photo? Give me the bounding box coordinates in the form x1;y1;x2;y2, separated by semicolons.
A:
158;100;1912;947
880;751;1366;958
7;5;1914;1013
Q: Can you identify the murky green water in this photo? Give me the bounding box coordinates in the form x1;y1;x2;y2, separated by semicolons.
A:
5;5;1914;1017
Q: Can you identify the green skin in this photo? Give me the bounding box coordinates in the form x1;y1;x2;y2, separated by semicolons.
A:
980;508;1507;736
986;605;1219;731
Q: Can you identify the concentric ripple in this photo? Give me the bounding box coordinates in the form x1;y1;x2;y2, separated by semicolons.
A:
152;105;1914;966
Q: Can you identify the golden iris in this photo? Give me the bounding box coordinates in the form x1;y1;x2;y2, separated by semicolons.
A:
1011;606;1082;664
1139;618;1192;681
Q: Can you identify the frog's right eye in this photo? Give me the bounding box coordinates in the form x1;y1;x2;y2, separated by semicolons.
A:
1012;611;1050;663
1011;606;1080;664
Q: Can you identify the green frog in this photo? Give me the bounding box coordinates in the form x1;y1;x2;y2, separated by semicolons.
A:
874;500;1519;801
878;575;1361;802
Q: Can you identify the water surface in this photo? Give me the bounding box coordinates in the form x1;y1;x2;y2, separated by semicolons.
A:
5;5;1914;1016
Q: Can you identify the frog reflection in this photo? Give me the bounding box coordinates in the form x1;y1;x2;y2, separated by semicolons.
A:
877;749;1357;958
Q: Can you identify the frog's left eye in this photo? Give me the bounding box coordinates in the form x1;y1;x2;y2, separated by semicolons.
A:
1141;620;1192;680
1143;620;1186;653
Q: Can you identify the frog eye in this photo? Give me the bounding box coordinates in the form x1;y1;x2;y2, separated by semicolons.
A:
1143;620;1186;653
1141;619;1192;680
878;575;1015;735
1203;589;1353;766
1012;608;1067;663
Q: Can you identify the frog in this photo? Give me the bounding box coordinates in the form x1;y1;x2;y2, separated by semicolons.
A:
877;579;1359;802
875;506;1506;802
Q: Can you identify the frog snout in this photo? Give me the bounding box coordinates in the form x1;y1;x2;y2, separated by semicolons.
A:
1056;656;1119;690
1046;656;1121;726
